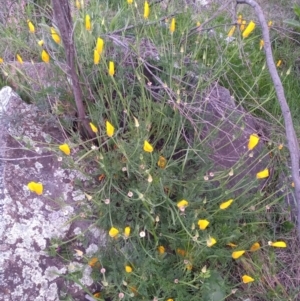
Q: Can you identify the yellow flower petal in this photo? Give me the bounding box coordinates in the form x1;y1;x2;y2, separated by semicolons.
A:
276;60;282;67
228;26;236;37
88;257;99;267
227;242;237;248
256;169;269;179
89;122;98;133
232;250;245;259
124;226;131;238
157;156;167;168
197;219;210;230
240;20;247;31
59;143;70;155
94;49;100;65
108;61;115;76
37;40;44;46
75;0;81;9
170;18;175;33
144;1;150;19
27;181;43;195
106;120;115;137
176;248;186;256
220;199;233;210
127;0;133;4
259;39;264;50
242;275;254;283
177;199;188;209
143;140;153;153
167;299;174;301
0;57;4;63
248;133;260;150
109;227;119;238
270;241;286;248
237;15;242;25
250;242;260;252
51;27;61;44
27;20;35;33
85;14;91;31
158;245;165;254
268;21;273;27
17;54;23;64
242;20;255;38
125;265;132;273
96;37;104;54
207;236;217;247
41;50;50;63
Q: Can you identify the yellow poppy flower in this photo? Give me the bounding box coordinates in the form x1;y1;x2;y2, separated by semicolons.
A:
228;26;236;37
75;0;81;9
17;54;23;64
96;37;104;54
237;15;242;25
51;27;61;44
220;199;233;210
259;39;264;50
108;61;115;76
106;120;115;137
197;219;210;230
41;50;50;63
27;181;43;195
166;299;174;301
277;60;282;67
143;140;153;152
157;156;167;168
240;20;247;31
256;169;269;179
232;250;245;259
0;57;4;63
125;265;132;273
89;122;98;133
27;20;35;33
207;236;217;247
177;199;188;209
176;248;186;256
85;14;91;31
88;257;99;267
242;20;255;38
37;40;44;46
170;18;175;33
124;226;131;238
59;143;70;155
94;50;100;65
144;1;150;19
269;241;286;248
109;227;119;238
268;21;273;27
158;246;165;254
250;242;260;252
227;242;237;248
248;133;260;150
242;275;254;283
127;0;133;4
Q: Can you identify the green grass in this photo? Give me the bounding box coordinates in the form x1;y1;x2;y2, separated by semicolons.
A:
2;1;300;300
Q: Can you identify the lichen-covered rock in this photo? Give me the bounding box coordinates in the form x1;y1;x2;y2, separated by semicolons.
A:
0;87;105;301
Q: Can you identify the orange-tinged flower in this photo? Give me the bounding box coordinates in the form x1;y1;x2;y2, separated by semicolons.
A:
170;18;175;33
51;27;61;44
144;1;150;19
106;120;115;137
158;246;165;254
197;219;209;230
96;37;104;54
240;20;247;31
27;181;43;195
167;299;174;301
108;61;115;76
176;248;186;256
125;265;132;273
41;50;50;63
93;292;101;298
89;122;98;133
248;133;260;150
0;57;3;63
242;275;254;283
59;143;70;155
17;54;23;64
157;156;167;168
143;140;153;152
232;250;245;259
177;199;188;210
27;20;35;33
259;39;264;50
237;14;242;25
250;242;260;252
207;236;217;247
124;226;131;238
220;199;233;210
109;227;119;238
88;257;100;267
256;169;269;179
278;144;283;150
269;241;286;248
94;50;100;65
85;14;91;31
228;26;236;37
242;20;255;38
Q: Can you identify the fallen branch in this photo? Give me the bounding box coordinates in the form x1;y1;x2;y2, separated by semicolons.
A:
236;0;300;237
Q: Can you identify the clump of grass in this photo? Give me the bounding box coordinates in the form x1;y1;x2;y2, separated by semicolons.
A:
3;0;300;300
